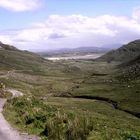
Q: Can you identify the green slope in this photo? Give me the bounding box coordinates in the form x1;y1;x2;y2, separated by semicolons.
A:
0;42;50;73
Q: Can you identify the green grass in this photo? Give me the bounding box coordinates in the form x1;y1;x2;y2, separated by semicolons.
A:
71;82;140;114
3;96;95;140
4;96;140;140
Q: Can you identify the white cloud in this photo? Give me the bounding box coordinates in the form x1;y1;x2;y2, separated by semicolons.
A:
1;11;140;51
0;0;41;12
0;35;12;44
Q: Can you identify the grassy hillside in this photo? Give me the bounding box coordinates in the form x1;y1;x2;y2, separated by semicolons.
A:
97;39;140;63
0;42;73;77
0;42;48;71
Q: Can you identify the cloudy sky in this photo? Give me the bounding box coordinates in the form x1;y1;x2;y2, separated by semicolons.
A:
0;0;140;51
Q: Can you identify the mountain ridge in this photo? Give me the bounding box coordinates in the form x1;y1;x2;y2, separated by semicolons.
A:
97;40;140;63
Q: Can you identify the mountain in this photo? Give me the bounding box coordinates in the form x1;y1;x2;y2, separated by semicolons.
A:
97;40;140;63
0;42;49;72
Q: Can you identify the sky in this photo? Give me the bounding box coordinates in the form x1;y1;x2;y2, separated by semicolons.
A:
0;0;140;51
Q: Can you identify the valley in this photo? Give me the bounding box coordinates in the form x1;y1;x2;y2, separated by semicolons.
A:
0;41;140;140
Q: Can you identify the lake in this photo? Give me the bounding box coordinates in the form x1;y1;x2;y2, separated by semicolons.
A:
45;53;103;61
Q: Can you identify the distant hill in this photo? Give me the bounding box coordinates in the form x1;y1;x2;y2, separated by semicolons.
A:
59;46;109;53
0;42;49;72
97;40;140;63
39;46;110;57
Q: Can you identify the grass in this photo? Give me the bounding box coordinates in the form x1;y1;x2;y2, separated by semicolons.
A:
3;96;140;140
71;82;140;114
3;96;95;140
